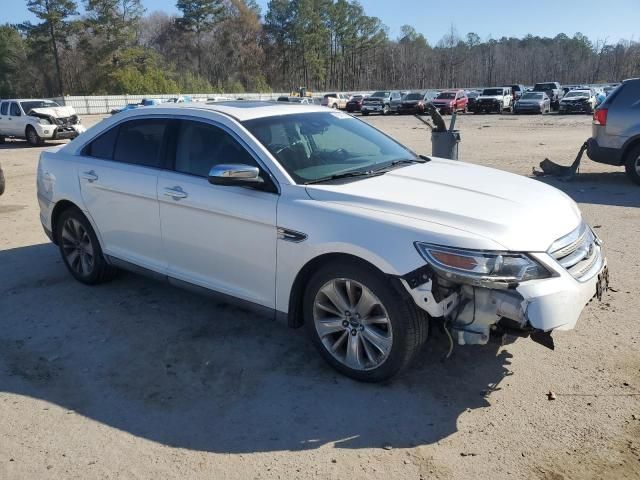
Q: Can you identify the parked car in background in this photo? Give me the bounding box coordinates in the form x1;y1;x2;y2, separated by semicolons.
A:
466;90;482;111
559;89;596;114
361;91;402;115
346;95;365;112
533;82;564;110
471;87;513;113
587;78;640;185
431;90;468;114
513;91;551;114
0;99;85;146
504;84;526;101
397;90;437;115
321;93;348;109
37;101;608;382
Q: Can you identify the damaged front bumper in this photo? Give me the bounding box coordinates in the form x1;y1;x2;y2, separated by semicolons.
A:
36;123;86;140
400;223;607;348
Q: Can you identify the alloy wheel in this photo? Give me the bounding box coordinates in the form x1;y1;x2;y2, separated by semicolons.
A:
60;218;95;276
313;278;393;371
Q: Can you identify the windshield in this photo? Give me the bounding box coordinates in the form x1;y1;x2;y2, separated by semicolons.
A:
521;93;543;100
565;91;589;98
244;112;415;184
323;94;337;99
436;92;455;99
370;91;390;98
482;88;504;96
534;83;556;90
20;100;61;112
405;93;423;100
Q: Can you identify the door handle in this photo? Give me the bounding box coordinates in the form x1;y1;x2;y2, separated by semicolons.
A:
163;186;188;200
81;170;98;183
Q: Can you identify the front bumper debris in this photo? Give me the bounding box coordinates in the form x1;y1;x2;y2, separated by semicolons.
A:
400;227;607;348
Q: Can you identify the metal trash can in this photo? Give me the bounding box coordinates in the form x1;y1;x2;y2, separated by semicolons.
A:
431;130;461;160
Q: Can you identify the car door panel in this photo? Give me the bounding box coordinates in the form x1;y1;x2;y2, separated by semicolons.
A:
158;119;278;308
159;173;277;306
79;160;164;271
78;118;167;273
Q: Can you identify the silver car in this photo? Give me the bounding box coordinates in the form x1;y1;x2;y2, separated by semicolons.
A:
587;78;640;185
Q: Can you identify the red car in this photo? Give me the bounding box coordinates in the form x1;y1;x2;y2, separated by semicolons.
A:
431;89;468;114
346;95;364;112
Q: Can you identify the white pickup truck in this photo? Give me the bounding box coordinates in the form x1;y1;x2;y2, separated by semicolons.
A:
0;99;85;146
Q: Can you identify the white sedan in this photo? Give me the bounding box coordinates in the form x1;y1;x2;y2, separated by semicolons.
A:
37;102;608;381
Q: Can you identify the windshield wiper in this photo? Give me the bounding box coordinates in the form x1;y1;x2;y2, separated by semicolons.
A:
372;156;430;172
304;170;386;185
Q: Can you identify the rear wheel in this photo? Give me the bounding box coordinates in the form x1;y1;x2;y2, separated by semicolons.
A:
624;144;640;186
56;208;118;284
361;111;369;116
26;126;44;147
382;104;390;115
0;135;5;144
304;260;428;382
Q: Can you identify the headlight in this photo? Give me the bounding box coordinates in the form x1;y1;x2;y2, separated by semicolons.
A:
38;118;52;125
414;242;551;288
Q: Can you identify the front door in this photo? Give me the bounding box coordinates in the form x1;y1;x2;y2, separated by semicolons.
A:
78;118;167;272
158;119;278;308
8;102;23;136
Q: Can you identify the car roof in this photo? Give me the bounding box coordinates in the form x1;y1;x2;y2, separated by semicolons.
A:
1;99;52;102
119;101;330;122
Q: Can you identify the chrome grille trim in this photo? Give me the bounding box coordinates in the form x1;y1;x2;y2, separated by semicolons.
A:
549;223;602;281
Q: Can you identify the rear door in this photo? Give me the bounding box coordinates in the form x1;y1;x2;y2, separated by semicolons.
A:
8;102;23;136
157;118;278;307
77;118;168;272
0;102;8;134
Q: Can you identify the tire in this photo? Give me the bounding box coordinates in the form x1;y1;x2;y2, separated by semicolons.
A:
624;144;640;186
332;103;338;109
303;260;428;382
55;207;118;285
0;165;5;196
0;135;5;144
361;111;369;116
382;104;390;115
26;126;44;147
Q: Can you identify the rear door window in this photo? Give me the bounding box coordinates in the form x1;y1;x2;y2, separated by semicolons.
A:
84;126;120;160
113;119;168;168
609;82;640;108
0;102;8;115
10;102;21;116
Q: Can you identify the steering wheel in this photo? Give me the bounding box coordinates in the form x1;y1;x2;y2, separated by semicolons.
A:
271;140;304;156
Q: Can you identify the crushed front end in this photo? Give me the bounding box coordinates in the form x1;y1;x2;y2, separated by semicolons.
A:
401;222;607;349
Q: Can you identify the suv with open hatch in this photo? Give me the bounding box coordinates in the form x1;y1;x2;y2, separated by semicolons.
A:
37;102;608;382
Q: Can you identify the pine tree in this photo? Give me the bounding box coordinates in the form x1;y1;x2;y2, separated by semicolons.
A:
26;0;78;95
176;0;225;74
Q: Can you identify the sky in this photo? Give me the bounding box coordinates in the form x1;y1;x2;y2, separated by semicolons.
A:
3;0;638;44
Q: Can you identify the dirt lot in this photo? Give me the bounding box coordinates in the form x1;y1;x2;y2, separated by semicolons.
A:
1;112;639;480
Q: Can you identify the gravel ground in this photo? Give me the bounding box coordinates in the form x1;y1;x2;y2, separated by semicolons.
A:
0;111;639;480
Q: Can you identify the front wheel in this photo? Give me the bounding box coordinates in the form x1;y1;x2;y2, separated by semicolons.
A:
26;126;44;147
56;208;118;284
304;260;428;382
382;105;390;115
624;144;640;186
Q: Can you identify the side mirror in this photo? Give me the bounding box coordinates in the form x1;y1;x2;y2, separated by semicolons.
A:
208;164;264;187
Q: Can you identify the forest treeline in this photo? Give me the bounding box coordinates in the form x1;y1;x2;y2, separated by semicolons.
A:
1;0;639;98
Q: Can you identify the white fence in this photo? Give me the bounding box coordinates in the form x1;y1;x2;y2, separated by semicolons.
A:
55;93;297;115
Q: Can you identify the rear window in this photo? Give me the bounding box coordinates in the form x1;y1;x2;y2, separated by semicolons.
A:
605;81;640;108
0;102;7;115
534;83;557;90
324;94;337;98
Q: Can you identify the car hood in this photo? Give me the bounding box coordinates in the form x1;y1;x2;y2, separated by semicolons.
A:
28;106;77;118
305;159;581;251
562;96;589;101
478;95;503;100
518;98;543;104
432;99;453;103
